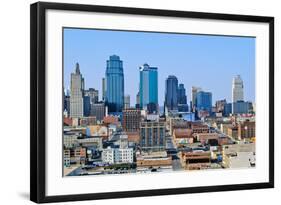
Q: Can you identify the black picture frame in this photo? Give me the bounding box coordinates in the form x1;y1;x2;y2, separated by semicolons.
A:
30;1;274;203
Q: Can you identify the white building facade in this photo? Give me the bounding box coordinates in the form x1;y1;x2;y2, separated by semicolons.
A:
102;147;134;164
232;75;244;114
232;75;244;103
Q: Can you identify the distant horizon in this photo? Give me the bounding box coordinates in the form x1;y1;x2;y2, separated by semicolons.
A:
64;28;255;106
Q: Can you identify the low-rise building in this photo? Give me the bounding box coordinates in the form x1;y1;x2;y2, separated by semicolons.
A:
102;147;134;164
86;125;108;140
63;117;73;126
220;122;233;134
64;149;70;167
108;124;117;140
227;125;238;139
103;115;119;125
125;131;140;144
238;120;255;140
180;151;211;170
218;136;231;145
168;118;191;136
77;136;103;150
114;134;129;149
79;116;97;126
64;134;79;148
173;128;194;146
70;147;86;165
195;133;219;144
71;118;80;127
140;121;166;150
191;122;209;134
222;143;255;168
136;151;172;168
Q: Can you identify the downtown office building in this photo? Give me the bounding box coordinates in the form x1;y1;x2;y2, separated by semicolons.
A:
105;55;124;112
70;63;84;118
139;63;158;112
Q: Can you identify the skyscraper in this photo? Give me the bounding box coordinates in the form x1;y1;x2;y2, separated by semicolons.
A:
70;63;84;118
223;103;232;116
102;77;106;101
90;103;105;122
232;75;244;103
136;91;140;108
124;95;130;109
105;55;124;112
215;99;227;113
139;63;158;111
64;88;70;116
177;83;187;104
196;91;212;114
165;75;178;111
83;96;91;117
232;75;244;114
84;88;99;104
191;86;202;112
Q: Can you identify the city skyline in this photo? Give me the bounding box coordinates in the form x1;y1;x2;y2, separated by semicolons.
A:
64;28;255;106
63;28;256;177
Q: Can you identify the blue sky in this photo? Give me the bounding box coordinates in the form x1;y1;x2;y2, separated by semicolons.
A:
64;28;255;106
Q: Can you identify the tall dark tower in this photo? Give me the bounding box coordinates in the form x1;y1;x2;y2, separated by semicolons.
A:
165;75;178;111
177;83;187;104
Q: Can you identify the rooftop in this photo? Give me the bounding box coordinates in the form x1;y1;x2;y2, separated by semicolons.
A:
174;128;193;138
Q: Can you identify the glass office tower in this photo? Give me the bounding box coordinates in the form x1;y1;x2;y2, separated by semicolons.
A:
177;83;187;104
196;91;212;114
105;55;124;112
165;75;178;111
139;64;158;112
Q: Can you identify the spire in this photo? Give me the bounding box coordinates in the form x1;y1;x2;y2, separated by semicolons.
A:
75;63;80;74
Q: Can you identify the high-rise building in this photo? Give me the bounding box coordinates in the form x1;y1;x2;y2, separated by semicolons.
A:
232;101;251;114
84;88;99;104
177;83;187;104
140;121;166;150
90;103;105;122
139;64;158;111
102;77;106;101
165;75;178;111
196;91;212;114
136;91;140;108
215;99;227;113
232;75;244;103
178;104;189;112
147;103;158;114
70;63;84;118
124;95;130;109
191;86;202;112
223;103;232;116
64;88;70;116
105;55;124;112
83;96;91;117
122;108;141;132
